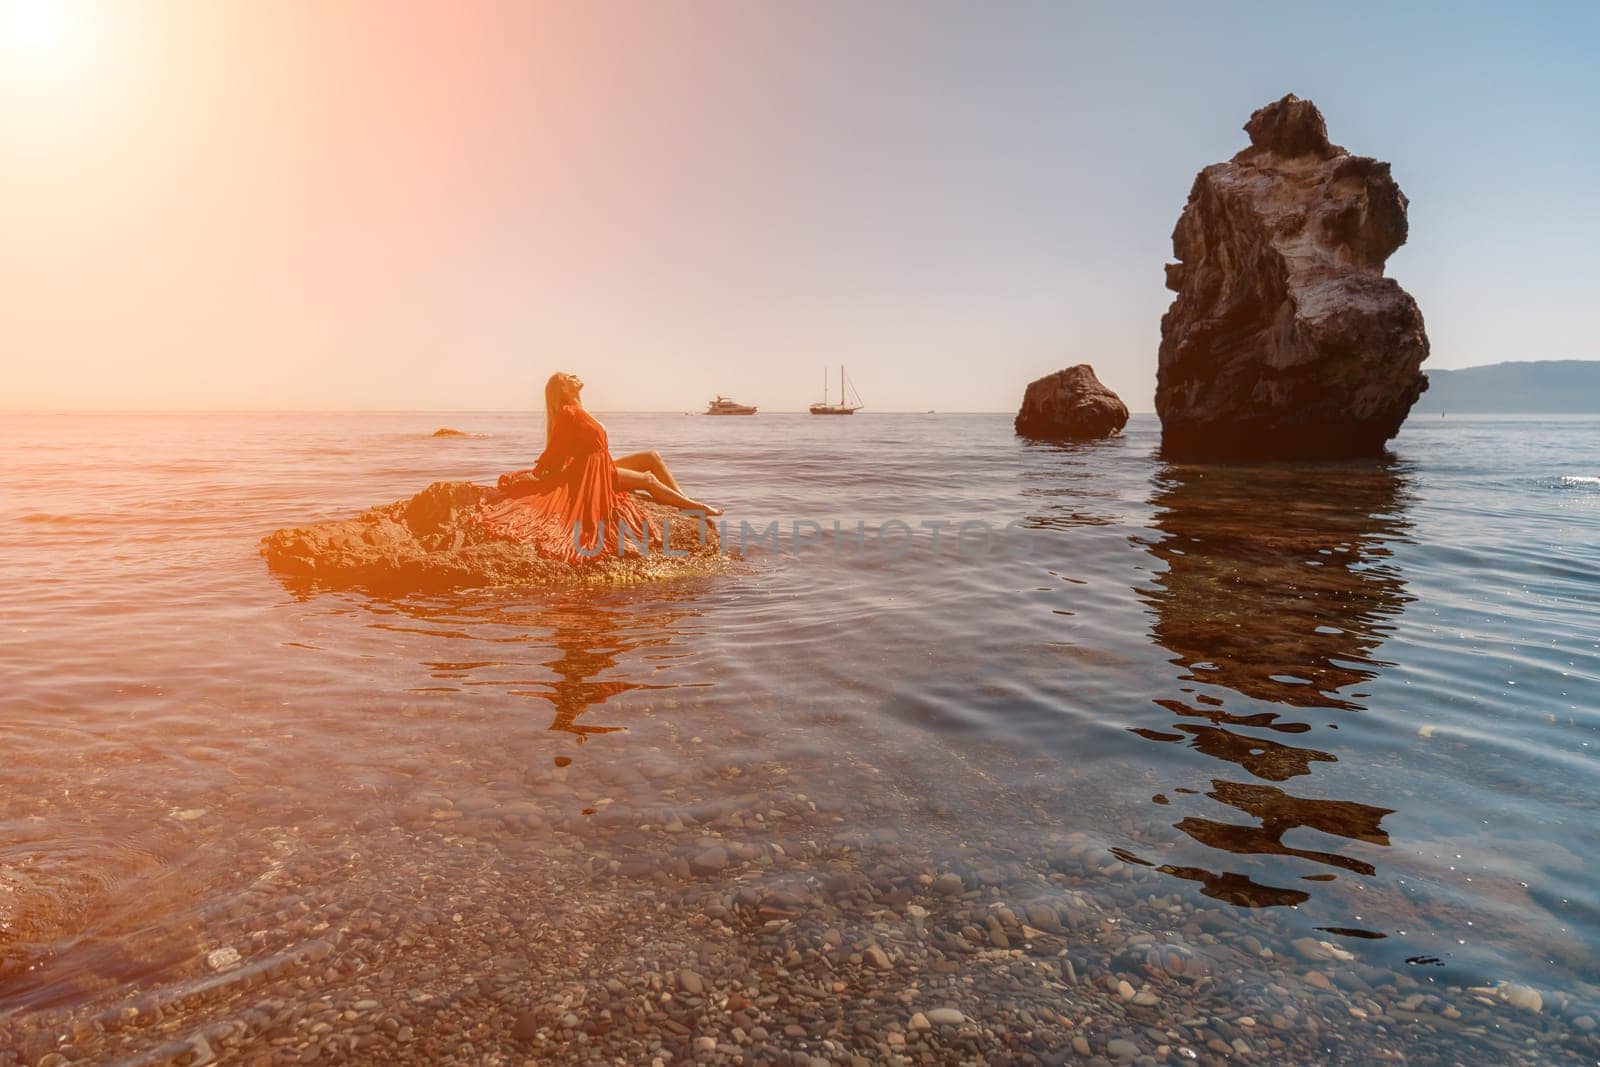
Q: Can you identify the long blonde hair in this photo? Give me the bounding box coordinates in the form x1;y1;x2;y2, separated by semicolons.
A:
544;372;569;450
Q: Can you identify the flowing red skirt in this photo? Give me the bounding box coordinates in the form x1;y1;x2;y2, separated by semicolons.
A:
474;453;659;563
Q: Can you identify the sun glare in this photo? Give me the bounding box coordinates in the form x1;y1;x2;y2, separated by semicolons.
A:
2;0;88;70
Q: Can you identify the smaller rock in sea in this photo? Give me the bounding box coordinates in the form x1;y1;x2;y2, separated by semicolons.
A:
432;428;468;437
1014;364;1129;440
925;1007;965;1026
931;873;964;896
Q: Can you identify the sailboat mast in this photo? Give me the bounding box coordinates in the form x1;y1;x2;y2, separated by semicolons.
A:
840;366;845;408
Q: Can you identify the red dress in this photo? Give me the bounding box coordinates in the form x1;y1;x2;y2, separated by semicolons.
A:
475;404;659;562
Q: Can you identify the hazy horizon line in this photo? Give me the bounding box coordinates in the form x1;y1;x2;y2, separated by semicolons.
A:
6;359;1590;418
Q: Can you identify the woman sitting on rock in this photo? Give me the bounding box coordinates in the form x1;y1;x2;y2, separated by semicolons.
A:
476;372;721;561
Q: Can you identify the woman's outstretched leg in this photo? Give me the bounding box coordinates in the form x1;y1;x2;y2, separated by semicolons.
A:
614;450;684;493
617;468;723;517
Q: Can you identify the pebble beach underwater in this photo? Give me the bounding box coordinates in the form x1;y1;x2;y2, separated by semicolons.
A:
1;410;1597;1064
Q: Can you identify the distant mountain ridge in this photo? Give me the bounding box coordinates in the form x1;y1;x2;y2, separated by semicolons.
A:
1413;360;1600;413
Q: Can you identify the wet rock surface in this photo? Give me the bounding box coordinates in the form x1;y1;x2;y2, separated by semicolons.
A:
1156;94;1429;459
259;480;728;594
1014;365;1130;440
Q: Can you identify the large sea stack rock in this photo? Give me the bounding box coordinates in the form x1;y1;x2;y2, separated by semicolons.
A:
1015;364;1129;439
261;480;726;594
1156;94;1429;458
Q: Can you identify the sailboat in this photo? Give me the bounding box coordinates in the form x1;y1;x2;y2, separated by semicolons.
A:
809;365;863;415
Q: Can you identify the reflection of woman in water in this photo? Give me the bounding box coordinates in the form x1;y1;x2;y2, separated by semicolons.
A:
476;372;721;561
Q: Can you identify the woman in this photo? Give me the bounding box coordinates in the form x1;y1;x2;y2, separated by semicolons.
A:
475;372;721;561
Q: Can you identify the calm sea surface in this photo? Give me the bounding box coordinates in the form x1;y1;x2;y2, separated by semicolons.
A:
1;411;1597;1045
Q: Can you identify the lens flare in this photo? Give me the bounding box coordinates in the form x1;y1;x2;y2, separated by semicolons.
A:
3;0;90;71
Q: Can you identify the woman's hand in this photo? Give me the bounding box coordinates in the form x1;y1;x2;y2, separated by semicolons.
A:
497;468;547;496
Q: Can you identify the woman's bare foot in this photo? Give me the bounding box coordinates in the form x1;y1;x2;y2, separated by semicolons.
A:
617;467;722;517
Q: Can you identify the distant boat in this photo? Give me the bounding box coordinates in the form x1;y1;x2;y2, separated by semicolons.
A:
809;365;863;415
705;395;757;415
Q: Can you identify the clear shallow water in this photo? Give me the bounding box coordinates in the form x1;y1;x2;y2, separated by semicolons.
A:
1;410;1597;1042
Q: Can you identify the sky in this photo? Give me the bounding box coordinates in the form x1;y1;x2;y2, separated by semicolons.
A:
2;1;1596;412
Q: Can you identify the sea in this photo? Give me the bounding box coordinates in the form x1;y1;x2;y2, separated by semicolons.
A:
0;410;1596;1057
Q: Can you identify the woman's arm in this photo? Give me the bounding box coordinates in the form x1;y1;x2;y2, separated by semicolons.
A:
531;404;580;478
496;468;544;495
496;405;579;495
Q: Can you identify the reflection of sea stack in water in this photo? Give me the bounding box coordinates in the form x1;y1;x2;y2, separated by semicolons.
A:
1157;95;1429;459
1142;461;1412;707
1014;364;1129;440
261;480;725;594
1131;461;1411;908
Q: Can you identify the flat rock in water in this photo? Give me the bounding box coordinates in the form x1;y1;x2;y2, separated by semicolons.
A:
260;480;728;594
